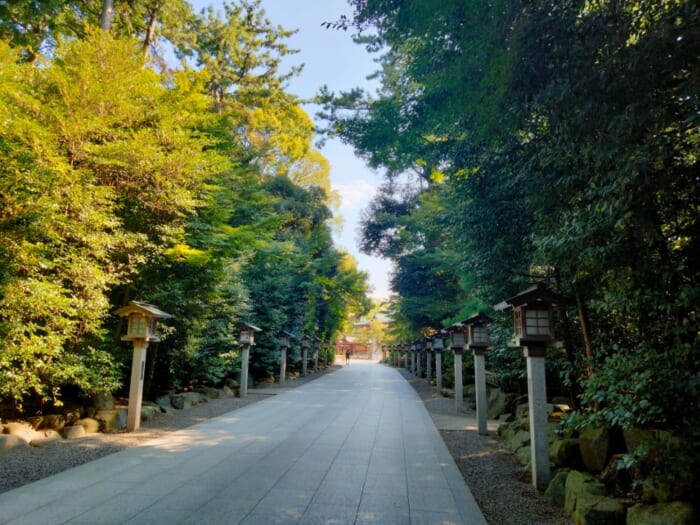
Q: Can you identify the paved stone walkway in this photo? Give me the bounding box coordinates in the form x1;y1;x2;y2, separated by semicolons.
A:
0;361;486;525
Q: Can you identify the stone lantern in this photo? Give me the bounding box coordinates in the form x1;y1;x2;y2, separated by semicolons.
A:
313;337;321;373
462;313;494;435
495;282;569;490
277;330;294;385
115;301;173;431
301;337;310;377
448;322;467;412
433;333;445;392
237;322;261;398
424;338;433;383
415;340;425;377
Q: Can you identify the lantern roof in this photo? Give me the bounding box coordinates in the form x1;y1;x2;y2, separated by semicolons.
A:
115;301;173;319
237;322;262;332
277;330;295;338
447;321;467;333
494;282;570;312
456;313;494;327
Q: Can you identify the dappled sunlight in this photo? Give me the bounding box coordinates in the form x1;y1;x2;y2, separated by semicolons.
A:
136;428;267;454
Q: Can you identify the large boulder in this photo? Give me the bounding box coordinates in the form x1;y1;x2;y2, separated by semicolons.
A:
140;404;161;422
579;426;611;473
63;425;86;439
573;493;626;525
221;386;236;398
3;421;43;443
156;394;173;409
0;434;29;453
39;414;67;431
550;438;582;468
26;416;43;429
31;430;63;447
516;403;530;420
509;429;531;452
487;387;511;419
565;470;607;515
75;418;101;433
545;470;570;508
95;409;126;431
170;392;206;410
627;502;696;525
91;393;115;411
515;445;531;468
196;387;220;399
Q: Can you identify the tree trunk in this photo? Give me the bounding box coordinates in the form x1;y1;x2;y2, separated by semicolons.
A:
100;0;113;31
143;3;161;59
575;289;594;363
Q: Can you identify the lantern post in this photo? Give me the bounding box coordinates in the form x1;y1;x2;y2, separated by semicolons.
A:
495;282;569;490
312;337;320;373
462;314;494;436
301;337;310;377
448;324;467;412
415;341;423;377
237;322;261;398
403;342;409;369
277;330;293;385
433;334;445;392
115;301;173;432
425;338;433;383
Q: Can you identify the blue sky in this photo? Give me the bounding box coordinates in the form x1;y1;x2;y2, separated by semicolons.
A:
189;0;392;299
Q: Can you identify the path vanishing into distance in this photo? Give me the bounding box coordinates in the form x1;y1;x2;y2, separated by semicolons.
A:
0;360;486;525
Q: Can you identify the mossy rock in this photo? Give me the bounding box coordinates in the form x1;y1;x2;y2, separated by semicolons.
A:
564;470;606;515
545;469;570;508
572;493;626;525
510;429;531;451
627;501;696;525
516;403;529;419
579;426;610;473
0;434;30;452
515;445;531;467
550;438;581;468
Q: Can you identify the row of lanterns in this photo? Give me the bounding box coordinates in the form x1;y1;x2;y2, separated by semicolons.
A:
381;282;569;490
116;282;565;490
115;302;330;430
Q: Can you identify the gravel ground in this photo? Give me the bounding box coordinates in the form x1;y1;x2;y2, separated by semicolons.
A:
1;363;572;524
400;368;572;525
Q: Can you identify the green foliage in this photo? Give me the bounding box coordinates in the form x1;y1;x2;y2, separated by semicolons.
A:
0;3;370;412
322;0;700;494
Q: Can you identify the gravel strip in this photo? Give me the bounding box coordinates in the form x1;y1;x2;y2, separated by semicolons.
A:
400;368;573;525
1;363;573;524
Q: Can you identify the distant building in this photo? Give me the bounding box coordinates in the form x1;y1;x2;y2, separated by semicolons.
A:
335;311;392;360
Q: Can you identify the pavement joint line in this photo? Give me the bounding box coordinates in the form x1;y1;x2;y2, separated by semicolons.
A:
1;361;486;525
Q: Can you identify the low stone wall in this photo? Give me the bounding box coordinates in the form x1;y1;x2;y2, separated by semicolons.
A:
0;385;238;453
498;403;697;525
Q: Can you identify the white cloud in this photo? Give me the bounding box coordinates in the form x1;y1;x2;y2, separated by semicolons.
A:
335;179;379;213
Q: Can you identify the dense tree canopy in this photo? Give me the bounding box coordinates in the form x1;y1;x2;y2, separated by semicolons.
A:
319;0;699;497
0;0;370;412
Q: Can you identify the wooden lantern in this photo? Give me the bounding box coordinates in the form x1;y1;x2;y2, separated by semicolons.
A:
238;322;261;346
495;282;569;347
449;325;466;350
115;301;172;342
461;313;494;349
